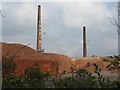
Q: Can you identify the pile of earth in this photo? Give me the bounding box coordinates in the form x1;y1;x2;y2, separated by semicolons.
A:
1;42;119;77
74;57;120;74
1;42;73;76
74;58;109;72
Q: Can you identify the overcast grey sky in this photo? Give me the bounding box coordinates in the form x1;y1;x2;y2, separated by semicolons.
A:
1;1;118;57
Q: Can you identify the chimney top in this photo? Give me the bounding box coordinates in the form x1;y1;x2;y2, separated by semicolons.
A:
83;26;86;29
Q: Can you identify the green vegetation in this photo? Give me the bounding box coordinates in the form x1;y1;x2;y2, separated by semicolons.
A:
2;56;16;76
23;63;50;88
2;63;50;88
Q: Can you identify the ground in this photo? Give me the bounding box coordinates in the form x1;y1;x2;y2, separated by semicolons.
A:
1;42;120;80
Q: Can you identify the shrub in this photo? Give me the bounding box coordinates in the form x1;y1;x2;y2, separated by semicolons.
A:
2;56;16;77
23;63;50;88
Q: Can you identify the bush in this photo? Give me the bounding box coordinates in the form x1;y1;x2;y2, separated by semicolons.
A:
23;63;50;88
2;76;25;88
2;56;16;77
2;63;51;88
52;66;119;88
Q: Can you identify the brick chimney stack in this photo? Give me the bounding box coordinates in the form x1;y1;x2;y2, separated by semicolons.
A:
83;26;87;57
37;5;42;51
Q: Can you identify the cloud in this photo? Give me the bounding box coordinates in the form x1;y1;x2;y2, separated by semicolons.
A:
15;3;36;24
0;2;2;42
2;2;37;48
62;2;112;30
2;0;118;2
2;2;118;57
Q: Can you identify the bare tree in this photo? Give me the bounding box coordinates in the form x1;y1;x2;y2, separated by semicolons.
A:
109;2;120;35
110;2;120;55
118;2;120;56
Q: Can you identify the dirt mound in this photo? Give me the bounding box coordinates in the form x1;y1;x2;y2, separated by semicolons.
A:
74;58;110;73
1;42;119;76
2;42;73;76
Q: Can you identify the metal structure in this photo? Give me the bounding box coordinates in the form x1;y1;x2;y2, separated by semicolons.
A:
83;26;87;57
36;5;44;52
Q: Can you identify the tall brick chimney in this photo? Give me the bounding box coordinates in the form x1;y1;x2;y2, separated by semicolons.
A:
37;5;42;51
83;26;87;57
